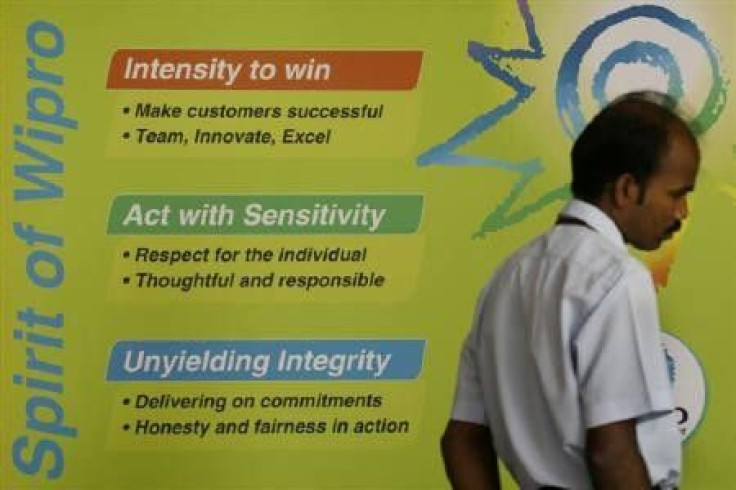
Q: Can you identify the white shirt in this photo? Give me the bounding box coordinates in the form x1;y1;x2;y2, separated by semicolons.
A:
451;199;681;489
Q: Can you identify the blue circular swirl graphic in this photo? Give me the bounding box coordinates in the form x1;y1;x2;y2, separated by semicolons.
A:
591;41;684;107
556;5;726;138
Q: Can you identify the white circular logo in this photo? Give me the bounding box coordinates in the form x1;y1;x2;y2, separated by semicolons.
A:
662;333;707;441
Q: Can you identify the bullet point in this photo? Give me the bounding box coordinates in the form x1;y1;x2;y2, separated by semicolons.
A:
123;398;130;405
123;424;130;431
123;251;130;258
122;107;130;114
123;277;130;284
123;132;130;139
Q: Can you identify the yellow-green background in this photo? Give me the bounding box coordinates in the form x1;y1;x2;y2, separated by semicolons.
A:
2;1;735;488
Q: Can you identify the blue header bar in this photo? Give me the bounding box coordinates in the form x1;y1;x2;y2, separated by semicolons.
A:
107;339;425;381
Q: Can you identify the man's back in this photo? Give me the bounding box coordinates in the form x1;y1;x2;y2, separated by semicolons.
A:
452;200;680;489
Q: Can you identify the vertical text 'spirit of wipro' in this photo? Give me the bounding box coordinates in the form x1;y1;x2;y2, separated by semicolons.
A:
11;20;78;480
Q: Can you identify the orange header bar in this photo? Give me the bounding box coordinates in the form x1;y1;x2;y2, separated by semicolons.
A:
107;49;423;90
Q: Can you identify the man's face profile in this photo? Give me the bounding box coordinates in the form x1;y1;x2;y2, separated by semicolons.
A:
619;126;701;251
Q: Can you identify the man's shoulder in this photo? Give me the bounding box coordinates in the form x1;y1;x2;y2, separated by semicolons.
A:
499;226;645;288
551;224;638;269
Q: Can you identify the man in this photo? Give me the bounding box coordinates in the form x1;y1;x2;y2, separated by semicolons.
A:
441;92;700;489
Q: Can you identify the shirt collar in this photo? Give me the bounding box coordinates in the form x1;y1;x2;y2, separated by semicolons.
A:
558;199;626;250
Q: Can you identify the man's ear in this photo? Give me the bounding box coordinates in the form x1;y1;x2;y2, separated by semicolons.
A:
612;173;641;208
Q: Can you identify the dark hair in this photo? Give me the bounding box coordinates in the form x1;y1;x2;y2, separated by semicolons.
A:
570;91;695;203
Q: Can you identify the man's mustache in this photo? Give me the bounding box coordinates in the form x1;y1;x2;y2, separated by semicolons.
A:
666;220;682;235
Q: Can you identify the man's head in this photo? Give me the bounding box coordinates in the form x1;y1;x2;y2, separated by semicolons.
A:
571;92;701;251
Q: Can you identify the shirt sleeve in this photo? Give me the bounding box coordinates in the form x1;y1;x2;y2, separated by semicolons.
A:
573;263;674;428
449;285;492;425
449;333;488;424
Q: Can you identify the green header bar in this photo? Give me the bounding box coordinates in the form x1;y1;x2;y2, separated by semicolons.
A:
107;194;423;235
